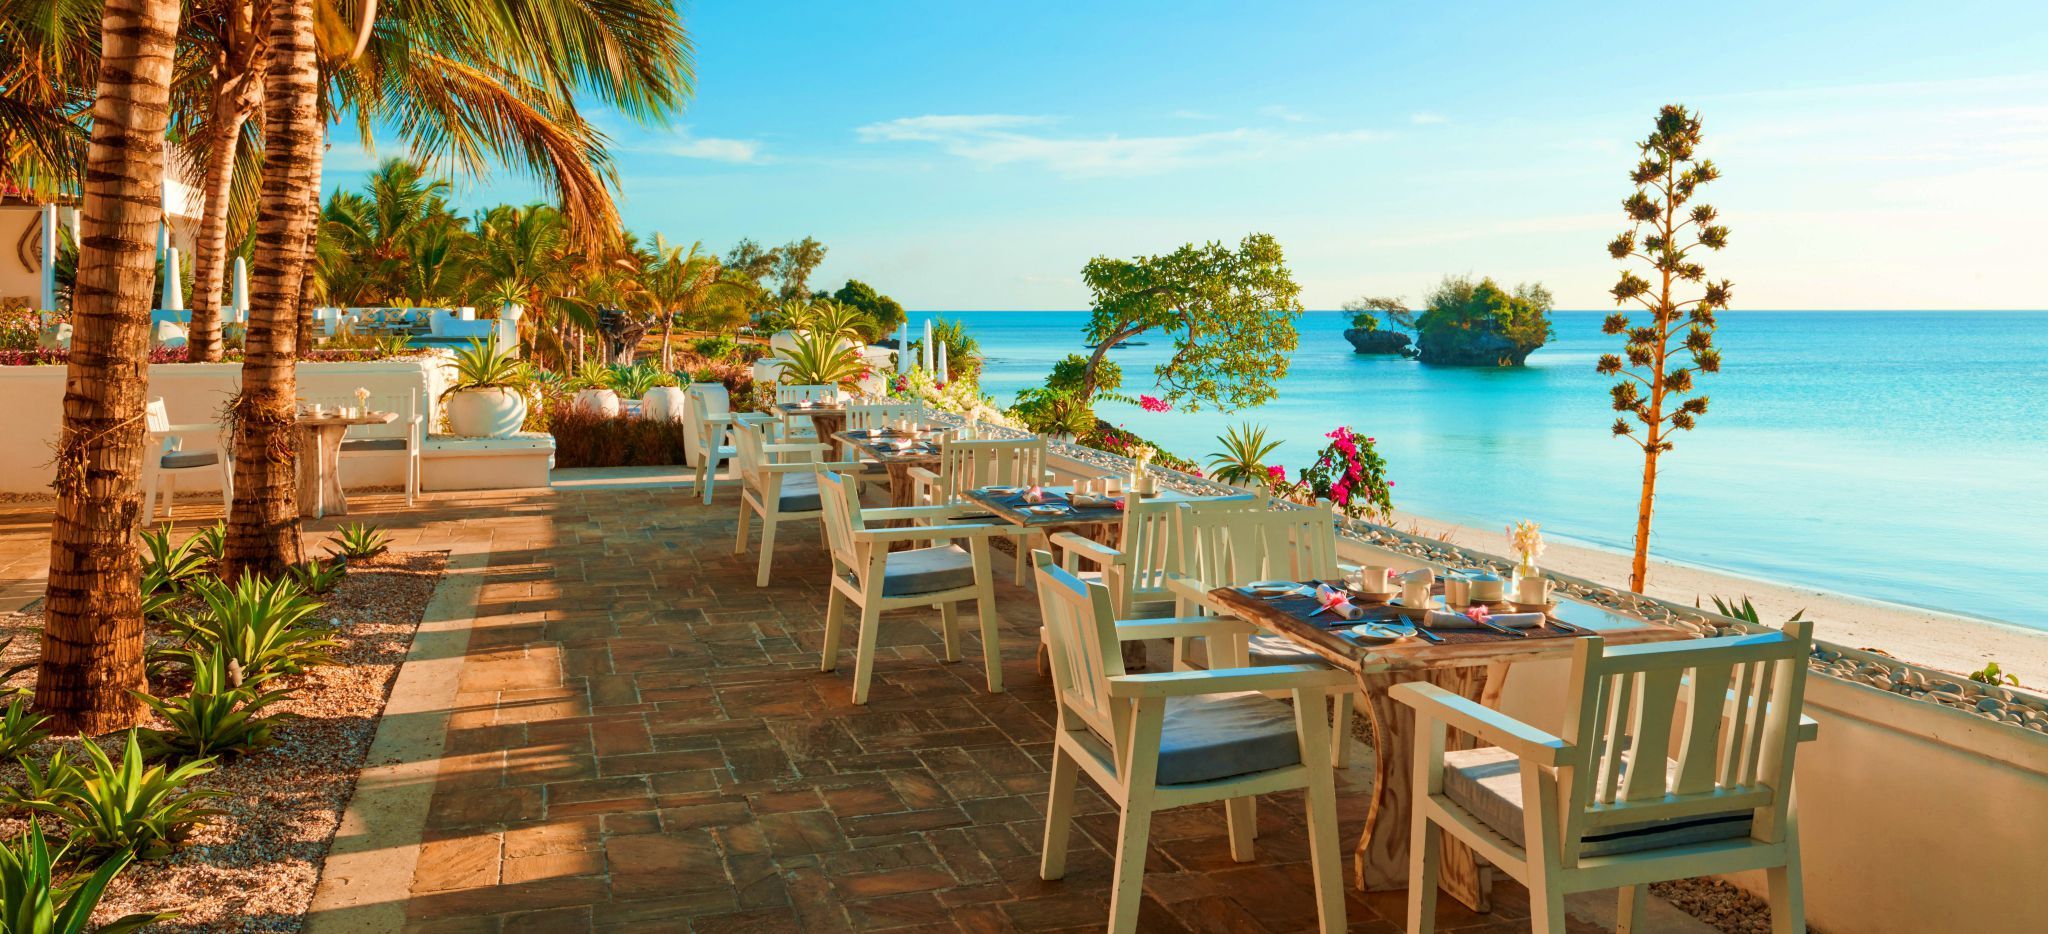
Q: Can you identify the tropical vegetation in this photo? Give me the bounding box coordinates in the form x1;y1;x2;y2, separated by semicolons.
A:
1406;275;1555;366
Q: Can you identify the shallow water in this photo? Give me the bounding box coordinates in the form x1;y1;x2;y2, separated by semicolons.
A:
904;309;2048;628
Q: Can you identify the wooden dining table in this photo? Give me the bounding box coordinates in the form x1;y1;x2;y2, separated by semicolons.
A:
832;428;944;511
296;409;397;519
775;401;847;456
1197;581;1693;910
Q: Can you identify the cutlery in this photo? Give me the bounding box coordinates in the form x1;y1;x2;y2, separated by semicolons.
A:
1411;626;1445;644
1477;619;1528;639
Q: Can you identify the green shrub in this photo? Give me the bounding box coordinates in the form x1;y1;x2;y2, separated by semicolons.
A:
179;574;336;681
0;695;51;758
691;335;739;360
287;557;348;594
324;523;388;561
19;731;225;859
0;819;176;933
138;649;294;761
139;527;207;594
3;750;84;810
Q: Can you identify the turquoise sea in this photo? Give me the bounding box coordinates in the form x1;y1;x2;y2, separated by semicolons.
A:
903;310;2048;630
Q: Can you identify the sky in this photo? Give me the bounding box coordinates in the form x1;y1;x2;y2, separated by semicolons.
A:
321;1;2048;311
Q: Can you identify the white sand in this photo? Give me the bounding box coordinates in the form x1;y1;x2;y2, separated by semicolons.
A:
1388;510;2048;691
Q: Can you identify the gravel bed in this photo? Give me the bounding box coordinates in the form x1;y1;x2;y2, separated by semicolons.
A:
0;550;447;932
1653;877;1825;934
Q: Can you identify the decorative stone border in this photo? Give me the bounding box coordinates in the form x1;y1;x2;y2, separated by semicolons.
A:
915;406;2048;734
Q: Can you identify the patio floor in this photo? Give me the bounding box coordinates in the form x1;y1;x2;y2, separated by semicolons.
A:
0;470;1718;933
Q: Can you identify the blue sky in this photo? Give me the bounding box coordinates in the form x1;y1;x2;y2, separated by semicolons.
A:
323;1;2048;310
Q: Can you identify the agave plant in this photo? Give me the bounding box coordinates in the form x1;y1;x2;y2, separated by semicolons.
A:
606;362;674;399
792;299;874;341
19;731;226;859
0;820;175;933
562;360;615;392
2;750;84;811
137;649;295;761
324;523;389;561
0;694;51;758
1206;424;1284;486
178;574;337;681
288;558;349;594
442;340;532;395
776;328;866;387
140;527;209;594
190;521;228;564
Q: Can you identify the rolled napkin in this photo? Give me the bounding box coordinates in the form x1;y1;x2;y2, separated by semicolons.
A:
1312;584;1365;620
1423;609;1549;630
1024;485;1046;503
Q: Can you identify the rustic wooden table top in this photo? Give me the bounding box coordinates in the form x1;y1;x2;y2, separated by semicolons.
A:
296;411;398;428
833;430;943;464
1206;582;1694;674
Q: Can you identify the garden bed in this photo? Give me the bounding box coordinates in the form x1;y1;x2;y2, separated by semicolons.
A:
0;549;446;931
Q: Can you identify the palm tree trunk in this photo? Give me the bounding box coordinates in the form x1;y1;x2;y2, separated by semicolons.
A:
185;85;258;362
224;0;322;579
36;0;183;735
661;316;674;371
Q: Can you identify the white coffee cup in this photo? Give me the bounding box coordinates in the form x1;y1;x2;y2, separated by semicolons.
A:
1356;565;1393;594
1443;576;1472;608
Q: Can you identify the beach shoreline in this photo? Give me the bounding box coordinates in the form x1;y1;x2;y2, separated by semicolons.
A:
1388;508;2048;690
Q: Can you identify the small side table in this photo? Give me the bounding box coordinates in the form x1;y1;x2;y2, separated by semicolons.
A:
297;410;398;518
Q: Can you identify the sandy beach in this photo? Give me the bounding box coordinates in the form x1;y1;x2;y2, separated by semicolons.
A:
1392;510;2048;691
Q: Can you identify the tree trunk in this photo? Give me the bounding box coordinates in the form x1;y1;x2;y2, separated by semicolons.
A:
1078;323;1144;406
660;317;674;371
224;0;322;580
185;88;256;362
1630;427;1660;593
36;0;183;735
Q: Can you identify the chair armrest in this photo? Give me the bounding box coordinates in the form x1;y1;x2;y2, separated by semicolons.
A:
1113;616;1255;641
864;504;984;523
1391;682;1569;766
851;523;1004;544
158;422;218;434
1163;571;1216;607
1108;664;1352;698
765;442;831;455
1048;532;1121;568
905;466;940;484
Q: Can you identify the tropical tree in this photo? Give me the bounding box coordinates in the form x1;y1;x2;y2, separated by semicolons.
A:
1599;104;1730;593
831;279;905;339
1075;233;1303;411
1341;296;1407;332
643;237;742;370
37;0;183;734
0;0;99;199
771;236;827;301
223;0;324;580
464;204;587;368
1408;275;1554;366
177;0;271;361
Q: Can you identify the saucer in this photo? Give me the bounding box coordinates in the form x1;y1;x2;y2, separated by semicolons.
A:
1350;622;1411;644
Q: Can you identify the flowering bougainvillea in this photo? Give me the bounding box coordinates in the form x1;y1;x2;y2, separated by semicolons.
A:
1138;394;1171;413
1288;426;1395;522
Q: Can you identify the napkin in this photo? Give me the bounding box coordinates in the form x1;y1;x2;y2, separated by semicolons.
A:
1311;584;1366;620
1423;609;1547;630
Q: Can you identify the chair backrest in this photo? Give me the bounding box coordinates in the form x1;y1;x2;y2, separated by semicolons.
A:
1106;496;1181;603
930;437;1047;503
776;384;835;405
1032;550;1127;762
145;398;170;433
846;402;916;432
815;468;867;583
729;418;776;495
1173;500;1341;587
683;383;730;462
1556;621;1816;862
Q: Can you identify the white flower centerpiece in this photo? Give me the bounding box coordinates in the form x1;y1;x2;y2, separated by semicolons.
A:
1507;519;1552;604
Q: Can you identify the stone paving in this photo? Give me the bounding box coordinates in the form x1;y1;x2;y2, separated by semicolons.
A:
0;475;1715;933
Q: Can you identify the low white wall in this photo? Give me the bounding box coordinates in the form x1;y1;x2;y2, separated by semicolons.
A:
0;356;452;494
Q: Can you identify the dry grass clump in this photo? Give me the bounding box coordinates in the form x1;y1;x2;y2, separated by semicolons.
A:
546;404;693;467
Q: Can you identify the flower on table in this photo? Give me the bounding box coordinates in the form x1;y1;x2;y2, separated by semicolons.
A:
1463;604;1492;624
1507;520;1545;566
1138;394;1171;413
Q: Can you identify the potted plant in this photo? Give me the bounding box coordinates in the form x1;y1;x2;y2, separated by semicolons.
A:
441;340;531;438
564;361;620;417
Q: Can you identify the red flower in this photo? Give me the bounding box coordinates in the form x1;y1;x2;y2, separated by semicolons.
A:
1138;394;1170;413
1267;464;1286;482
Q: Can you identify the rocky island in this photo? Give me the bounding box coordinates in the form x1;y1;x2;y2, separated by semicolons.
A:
1343;327;1413;355
1344;276;1554;366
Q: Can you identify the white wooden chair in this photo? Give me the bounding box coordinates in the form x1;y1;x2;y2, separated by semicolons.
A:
909;436;1051;581
1032;550;1350;934
1047;494;1179;619
1397;621;1819;934
142;398;231;523
1165;502;1360;768
685;383;738;504
318;388;424;506
775;383;836;439
732;418;856;587
814;469;1008;704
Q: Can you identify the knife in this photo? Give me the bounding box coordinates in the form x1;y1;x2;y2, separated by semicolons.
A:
1411;626;1445;644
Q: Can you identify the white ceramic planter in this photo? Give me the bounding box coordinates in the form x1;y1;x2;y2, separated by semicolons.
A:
641;386;687;422
445;387;527;439
572;388;620;418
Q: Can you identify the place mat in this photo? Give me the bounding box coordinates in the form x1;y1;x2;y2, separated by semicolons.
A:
1224;581;1589;646
975;488;1123;523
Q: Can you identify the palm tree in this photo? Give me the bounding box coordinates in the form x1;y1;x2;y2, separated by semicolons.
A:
642;237;744;370
177;0;268;361
223;0;324;580
0;1;99;199
36;0;183;734
466;203;591;369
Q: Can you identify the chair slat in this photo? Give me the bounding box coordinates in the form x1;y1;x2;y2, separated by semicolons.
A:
1673;663;1733;795
1597;672;1634;805
1622;667;1683;801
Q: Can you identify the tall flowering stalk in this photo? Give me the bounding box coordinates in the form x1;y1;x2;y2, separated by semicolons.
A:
1291;427;1394;523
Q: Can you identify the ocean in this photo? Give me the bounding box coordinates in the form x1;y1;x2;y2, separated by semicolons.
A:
902;309;2048;629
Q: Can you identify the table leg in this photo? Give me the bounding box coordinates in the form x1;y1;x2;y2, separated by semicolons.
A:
882;462;919;551
1354;665;1492;911
320;426;349;517
296;427;324;519
813;413;847;459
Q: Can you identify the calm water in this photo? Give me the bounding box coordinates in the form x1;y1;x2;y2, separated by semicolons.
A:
905;310;2048;629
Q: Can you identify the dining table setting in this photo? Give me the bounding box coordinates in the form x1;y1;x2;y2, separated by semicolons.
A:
294;403;398;519
1186;565;1694;910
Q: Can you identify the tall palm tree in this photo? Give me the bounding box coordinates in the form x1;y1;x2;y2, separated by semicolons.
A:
0;0;100;199
222;0;323;580
643;237;744;371
36;0;183;734
177;0;269;361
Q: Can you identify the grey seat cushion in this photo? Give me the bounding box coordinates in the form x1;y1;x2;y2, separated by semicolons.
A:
1442;747;1755;857
777;474;822;512
339;437;408;453
1152;691;1303;785
161;449;219;469
881;544;977;596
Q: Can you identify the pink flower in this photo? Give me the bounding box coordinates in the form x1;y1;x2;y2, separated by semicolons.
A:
1138;394;1170;413
1266;464;1286;482
1331;487;1350;506
1464;605;1491;624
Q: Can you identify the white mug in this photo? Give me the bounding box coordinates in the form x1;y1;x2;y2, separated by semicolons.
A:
1357;565;1393;594
1444;576;1471;608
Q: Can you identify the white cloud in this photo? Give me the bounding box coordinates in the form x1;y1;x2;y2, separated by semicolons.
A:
1410;112;1448;125
853;113;1381;176
623;127;768;164
1259;105;1312;123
